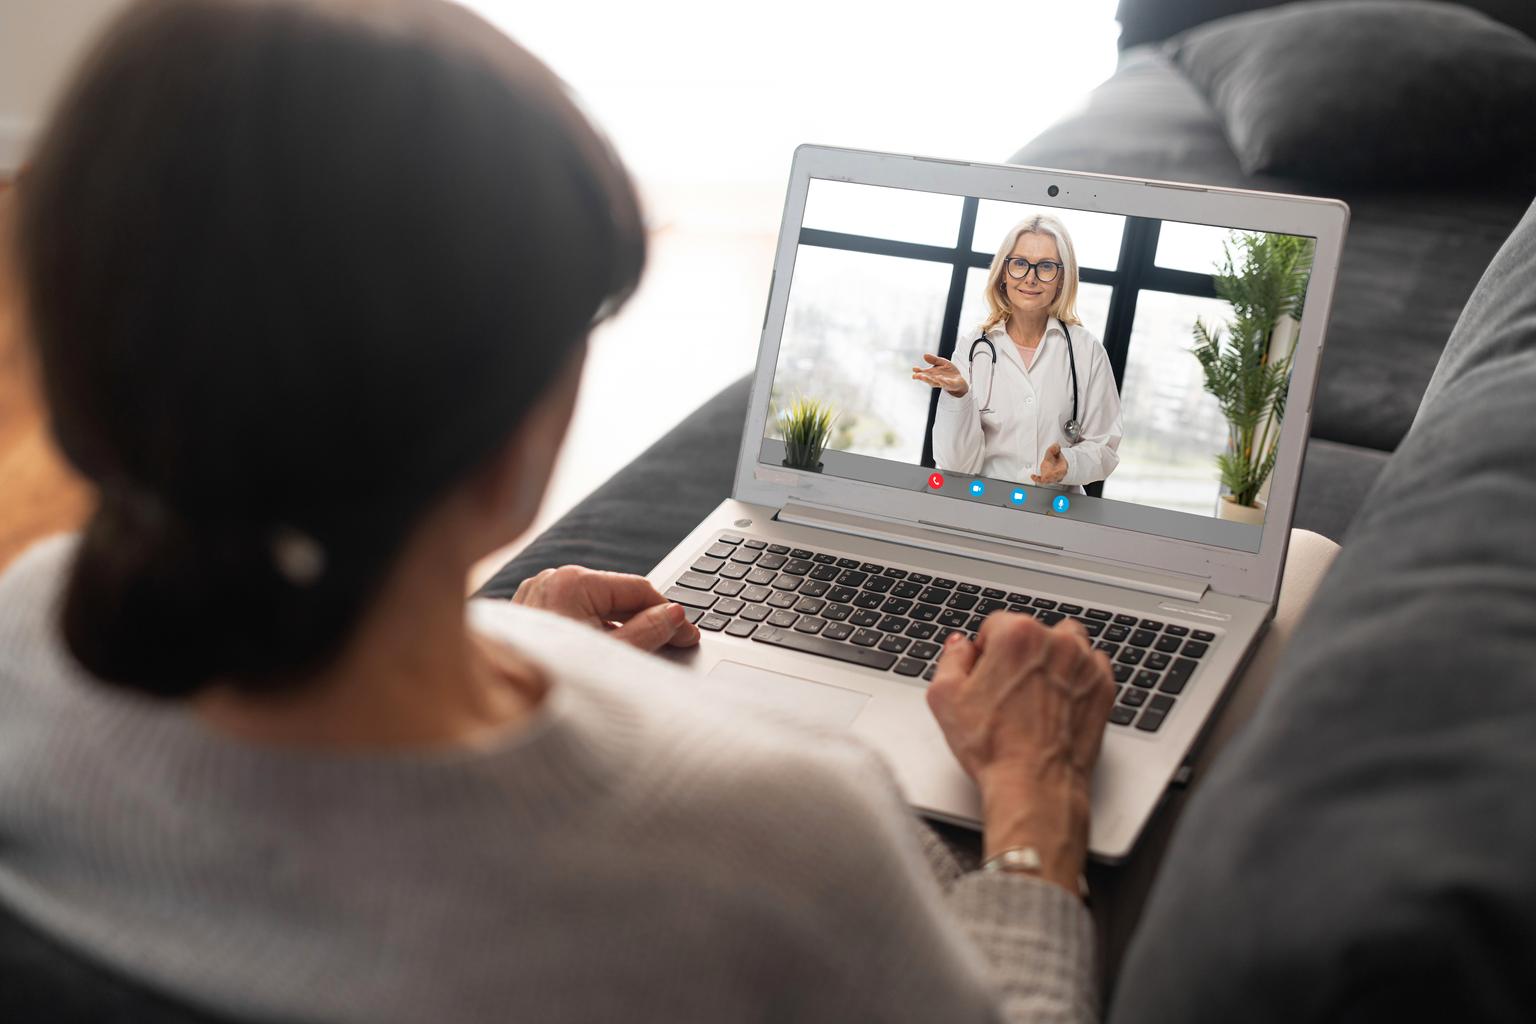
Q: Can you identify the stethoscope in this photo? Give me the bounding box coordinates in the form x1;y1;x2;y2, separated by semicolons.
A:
968;319;1085;445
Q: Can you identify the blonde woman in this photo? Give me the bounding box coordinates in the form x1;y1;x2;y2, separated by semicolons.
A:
913;215;1123;490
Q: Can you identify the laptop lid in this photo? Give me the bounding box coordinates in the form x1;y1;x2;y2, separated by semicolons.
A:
733;146;1348;605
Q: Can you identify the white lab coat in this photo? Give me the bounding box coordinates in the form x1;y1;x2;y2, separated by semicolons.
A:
932;319;1123;488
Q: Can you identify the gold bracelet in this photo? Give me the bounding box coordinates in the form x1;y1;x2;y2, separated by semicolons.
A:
981;846;1091;902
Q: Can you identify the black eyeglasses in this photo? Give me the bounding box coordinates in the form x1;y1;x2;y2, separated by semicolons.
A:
1004;257;1062;282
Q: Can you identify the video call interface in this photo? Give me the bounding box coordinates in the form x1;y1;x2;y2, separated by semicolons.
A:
759;178;1318;554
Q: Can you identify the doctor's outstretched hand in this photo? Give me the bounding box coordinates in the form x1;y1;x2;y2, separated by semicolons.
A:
1030;443;1068;485
926;614;1115;894
911;353;968;398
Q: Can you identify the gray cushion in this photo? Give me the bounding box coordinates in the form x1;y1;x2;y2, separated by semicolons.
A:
1010;46;1531;454
1115;0;1536;51
1292;438;1389;542
1111;198;1536;1021
1170;0;1536;186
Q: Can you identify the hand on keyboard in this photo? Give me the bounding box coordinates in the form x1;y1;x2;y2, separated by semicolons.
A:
512;566;701;652
925;614;1115;893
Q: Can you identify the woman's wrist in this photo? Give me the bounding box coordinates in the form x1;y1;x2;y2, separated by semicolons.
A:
977;765;1091;891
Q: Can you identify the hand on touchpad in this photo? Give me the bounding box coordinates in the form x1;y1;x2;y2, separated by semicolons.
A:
705;661;871;729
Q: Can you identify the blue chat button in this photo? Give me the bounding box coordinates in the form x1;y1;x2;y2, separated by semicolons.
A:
1010;488;1027;506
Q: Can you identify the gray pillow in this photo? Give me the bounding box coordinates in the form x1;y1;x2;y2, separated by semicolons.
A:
1169;0;1536;185
1109;197;1536;1021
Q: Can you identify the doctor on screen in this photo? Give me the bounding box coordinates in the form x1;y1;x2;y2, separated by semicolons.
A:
912;214;1123;490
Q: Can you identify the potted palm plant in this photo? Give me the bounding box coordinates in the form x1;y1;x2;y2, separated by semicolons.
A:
777;396;836;472
1192;232;1314;524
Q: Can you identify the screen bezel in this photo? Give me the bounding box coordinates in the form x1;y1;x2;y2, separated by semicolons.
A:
733;145;1349;605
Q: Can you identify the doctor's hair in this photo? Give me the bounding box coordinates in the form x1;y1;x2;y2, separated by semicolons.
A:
978;214;1082;334
16;0;645;698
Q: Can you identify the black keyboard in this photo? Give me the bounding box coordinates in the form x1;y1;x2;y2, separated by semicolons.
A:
667;533;1219;734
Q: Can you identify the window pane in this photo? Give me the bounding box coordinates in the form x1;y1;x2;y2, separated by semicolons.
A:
769;245;952;463
971;201;1124;271
957;269;1110;345
801;179;964;248
1155;220;1237;275
1102;290;1236;516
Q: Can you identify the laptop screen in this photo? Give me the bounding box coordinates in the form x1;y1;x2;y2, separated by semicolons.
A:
757;178;1319;554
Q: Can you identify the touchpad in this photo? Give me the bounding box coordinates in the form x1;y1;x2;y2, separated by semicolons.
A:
705;661;871;730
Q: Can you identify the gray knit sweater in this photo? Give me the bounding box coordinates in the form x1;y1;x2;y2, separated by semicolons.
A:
0;537;1095;1023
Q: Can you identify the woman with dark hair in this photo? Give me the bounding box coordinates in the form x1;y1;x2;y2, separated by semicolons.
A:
0;2;1113;1021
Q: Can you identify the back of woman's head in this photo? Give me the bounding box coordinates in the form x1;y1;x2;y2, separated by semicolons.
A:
16;0;644;697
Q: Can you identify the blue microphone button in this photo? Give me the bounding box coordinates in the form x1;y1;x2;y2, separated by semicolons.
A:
1052;495;1071;514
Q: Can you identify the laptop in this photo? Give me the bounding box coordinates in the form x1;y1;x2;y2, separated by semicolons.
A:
647;145;1348;862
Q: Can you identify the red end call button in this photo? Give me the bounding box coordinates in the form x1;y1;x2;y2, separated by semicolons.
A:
928;472;945;489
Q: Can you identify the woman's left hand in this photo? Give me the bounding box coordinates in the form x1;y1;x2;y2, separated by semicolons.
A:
1030;443;1068;485
512;566;701;652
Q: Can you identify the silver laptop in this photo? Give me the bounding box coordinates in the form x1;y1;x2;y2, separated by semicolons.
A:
647;145;1347;861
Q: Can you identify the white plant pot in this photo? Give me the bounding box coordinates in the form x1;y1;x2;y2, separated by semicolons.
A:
1217;496;1266;525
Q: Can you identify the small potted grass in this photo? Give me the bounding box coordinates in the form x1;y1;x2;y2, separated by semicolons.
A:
778;396;835;472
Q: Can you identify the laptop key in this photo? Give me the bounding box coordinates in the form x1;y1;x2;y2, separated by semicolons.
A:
1086;608;1112;620
1037;610;1066;626
852;592;884;609
1160;658;1197;694
1193;629;1216;642
752;626;897;672
906;621;937;640
892;580;923;599
851;628;883;647
1006;592;1031;603
967;615;986;631
1109;706;1137;726
746;567;776;586
698;614;729;632
1112;664;1133;683
1129;629;1157;648
945;592;979;610
767;592;798;609
1095;642;1120;658
1113;613;1138;626
1104;625;1129;643
882;598;913;616
850;609;881;627
923;664;937;682
877;615;908;634
782;558;813;576
717;533;743;545
878;636;911;654
981;587;1007;600
677;571;717;591
1154;635;1182;654
1121;688;1147;707
918;587;949;604
894;658;926;678
767;610;797;628
741;585;771;603
1145;652;1171;671
956;583;981;595
794;597;826;615
770;575;802;592
713;579;745;597
717;563;750;580
767;544;790;555
1133;670;1160;689
932;578;957;589
729;547;760;564
705;543;736;559
977;598;1008;615
790;548;813;559
724;619;757;639
1079;620;1105;637
827;586;857;603
908;572;933;584
822;603;852;622
1135;708;1167;733
1032;598;1058;610
682;607;705;624
835;557;860;569
1139;619;1165;631
822;621;854;641
1117;648;1145;666
1149;693;1175;714
1164;624;1189;637
739;605;771;623
883;567;908;579
910;603;941;622
743;539;767;549
1008;603;1034;615
837;570;868;587
665;587;717;610
1182;641;1210;659
860;562;885;574
812;553;836;564
758;553;787;569
938;609;970;628
714;598;745;616
1058;603;1084;615
909;640;942;660
862;576;894;594
799;580;830;598
808;564;839;581
793;616;826;634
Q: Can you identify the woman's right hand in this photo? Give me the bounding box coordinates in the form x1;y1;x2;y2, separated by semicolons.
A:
926;614;1115;892
911;353;968;398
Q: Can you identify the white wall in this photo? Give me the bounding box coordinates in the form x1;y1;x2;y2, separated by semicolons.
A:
0;0;129;172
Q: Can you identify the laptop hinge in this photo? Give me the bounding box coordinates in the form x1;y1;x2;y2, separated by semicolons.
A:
777;498;1209;602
